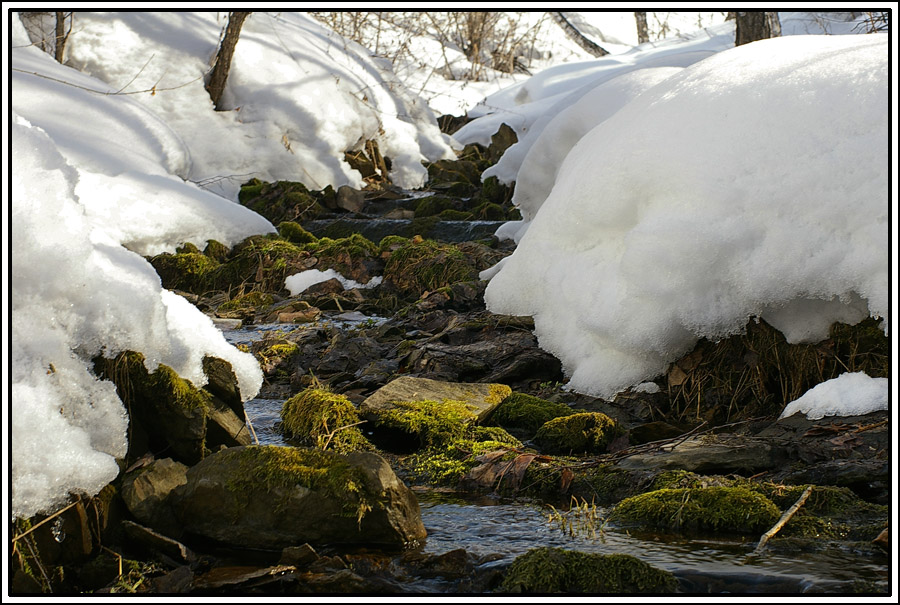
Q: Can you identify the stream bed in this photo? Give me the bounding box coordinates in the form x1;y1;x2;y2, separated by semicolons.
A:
225;319;889;595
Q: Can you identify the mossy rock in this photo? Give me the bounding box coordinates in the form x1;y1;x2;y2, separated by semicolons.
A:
408;436;520;487
175;242;200;254
414;195;460;218
216;234;311;293
149;251;220;294
481;175;512;204
611;486;780;535
237;179;328;225
280;388;372;454
378;235;410;255
371;399;477;451
304;233;379;281
534;412;625;455
500;548;677;594
472;201;507;221
437;208;475;221
382;239;477;299
486;392;577;436
203;239;230;262
218;291;274;314
278;221;318;245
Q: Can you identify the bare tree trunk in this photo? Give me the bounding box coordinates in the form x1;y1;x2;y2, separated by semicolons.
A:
551;12;609;57
735;11;781;46
206;12;251;111
54;12;70;63
634;12;650;44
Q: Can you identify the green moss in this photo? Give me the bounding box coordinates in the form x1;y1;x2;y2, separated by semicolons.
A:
437;208;475;220
612;486;780;535
779;514;849;539
216;235;310;292
534;412;625;455
414;195;458;217
224;445;379;523
278;221;318;245
374;398;477;449
203;239;229;262
378;235;410;254
472;201;507;220
176;242;200;254
302;233;379;279
651;470;707;491
383;239;477;299
218;291;275;313
471;425;521;446
487;393;576;435
280;388;371;453
238;179;327;225
500;548;677;594
410;438;516;486
409;215;441;238
149;251;220;294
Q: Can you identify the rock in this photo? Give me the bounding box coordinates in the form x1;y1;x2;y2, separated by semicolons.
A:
500;548;677;594
488;123;517;163
485;392;576;438
533;412;625;455
615;434;785;475
120;458;189;536
170;445;426;550
151;565;194;594
120;520;196;565
873;526;889;551
277;308;322;323
303;278;344;296
336;185;367;214
280;543;320;568
360;376;511;423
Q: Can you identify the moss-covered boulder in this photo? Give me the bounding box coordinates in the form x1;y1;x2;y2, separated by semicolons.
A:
305;233;381;284
360;376;510;424
500;548;677;594
238;179;329;225
278;221;318;244
486;392;576;437
94;352;252;466
612;486;780;535
149;251;220;294
280;388;372;453
170;446;426;549
382;239;478;299
216;291;275;319
217;234;314;293
534;412;625;455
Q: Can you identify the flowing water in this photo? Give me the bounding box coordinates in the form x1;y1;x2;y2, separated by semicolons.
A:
226;320;890;595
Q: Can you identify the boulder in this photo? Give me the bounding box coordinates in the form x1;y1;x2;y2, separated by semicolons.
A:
120;458;189;536
170;446;426;550
336;185;367;214
360;376;510;423
615;434;784;475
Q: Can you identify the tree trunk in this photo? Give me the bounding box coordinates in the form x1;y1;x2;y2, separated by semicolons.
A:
551;12;609;57
54;12;70;63
634;12;650;44
735;11;781;46
205;12;251;111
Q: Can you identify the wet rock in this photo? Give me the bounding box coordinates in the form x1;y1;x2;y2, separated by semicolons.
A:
151;565;194;594
303;277;345;296
316;335;386;376
533;412;625;455
170;446;426;550
120;458;188;536
279;543;320;568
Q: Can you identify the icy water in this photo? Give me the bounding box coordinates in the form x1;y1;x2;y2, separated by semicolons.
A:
227;320;889;595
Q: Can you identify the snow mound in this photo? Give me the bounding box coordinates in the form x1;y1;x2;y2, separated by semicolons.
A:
779;372;888;420
483;34;888;399
60;12;455;198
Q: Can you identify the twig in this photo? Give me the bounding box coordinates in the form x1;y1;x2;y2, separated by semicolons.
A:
748;485;813;558
244;410;260;445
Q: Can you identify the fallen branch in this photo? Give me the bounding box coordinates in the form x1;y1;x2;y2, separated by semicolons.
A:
748;485;813;558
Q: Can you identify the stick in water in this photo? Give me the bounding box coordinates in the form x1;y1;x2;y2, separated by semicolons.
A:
749;485;814;558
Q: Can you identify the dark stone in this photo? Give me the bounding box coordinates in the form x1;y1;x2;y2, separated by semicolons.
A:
120;520;196;566
120;458;189;537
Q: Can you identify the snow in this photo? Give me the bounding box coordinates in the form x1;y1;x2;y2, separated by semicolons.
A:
482;33;888;400
58;12;456;199
779;373;889;421
285;269;382;296
7;10;456;520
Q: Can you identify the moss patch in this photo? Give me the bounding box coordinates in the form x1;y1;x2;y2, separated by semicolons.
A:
280;388;371;454
500;547;677;594
238;179;328;225
611;486;780;535
534;412;625;455
487;393;576;436
224;445;379;523
278;221;318;244
374;399;477;449
383;239;477;299
218;291;275;314
149;251;220;294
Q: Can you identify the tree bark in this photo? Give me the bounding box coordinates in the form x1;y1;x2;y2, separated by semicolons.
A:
735;11;781;46
54;12;70;63
551;12;609;57
634;12;650;44
206;12;251;111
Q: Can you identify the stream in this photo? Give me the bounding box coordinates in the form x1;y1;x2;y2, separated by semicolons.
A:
221;319;890;594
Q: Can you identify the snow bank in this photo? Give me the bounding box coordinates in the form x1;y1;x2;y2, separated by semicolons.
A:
285;269;382;296
454;23;734;148
779;373;888;420
60;12;455;198
483;34;888;399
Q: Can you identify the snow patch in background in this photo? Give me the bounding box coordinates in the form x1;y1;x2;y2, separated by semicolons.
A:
779;373;889;420
285;269;383;296
483;34;888;399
